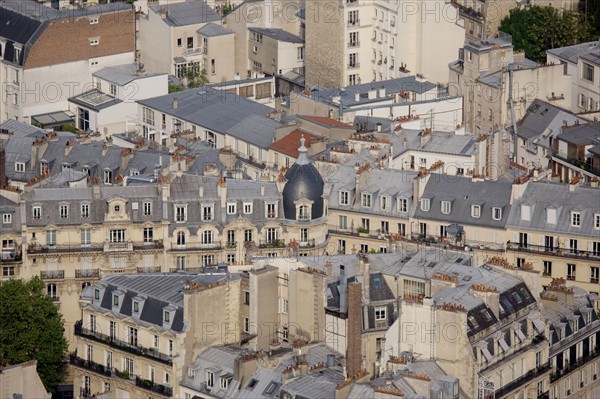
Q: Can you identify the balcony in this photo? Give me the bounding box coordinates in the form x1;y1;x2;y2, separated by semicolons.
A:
170;242;223;252
75;269;100;279
550;348;600;382
494;362;551;398
506;241;600;261
40;270;64;280
183;47;205;57
135;376;173;397
69;355;112;377
0;251;22;264
136;266;162;273
74;321;173;365
347;19;360;27
132;241;164;251
226;242;237;249
28;243;103;255
348;41;360;48
348;63;360;69
104;242;133;253
259;239;286;249
552;150;600;177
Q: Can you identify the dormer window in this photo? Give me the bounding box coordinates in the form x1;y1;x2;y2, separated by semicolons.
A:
521;204;531;221
471;205;481;218
133;301;139;313
492;207;502;220
206;371;214;388
114;205;121;213
220;376;232;390
572;318;579;333
33;206;41;220
113;295;119;306
339;190;349;205
361;193;372;208
14;47;21;63
595;214;600;229
441;200;451;214
571;211;581;227
420;198;430;212
227;203;236;215
380;196;390;210
94;289;100;300
14;162;25;172
59;204;69;219
397;198;407;212
298;205;310;221
188;368;195;379
243;202;252;214
164;311;170;323
265;202;277;219
81;204;90;218
547;208;557;224
201;204;214;221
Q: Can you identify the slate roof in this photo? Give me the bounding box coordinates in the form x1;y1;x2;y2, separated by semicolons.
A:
505;181;600;237
387;129;476;158
137;88;284;149
248;27;303;44
0;119;46;137
546;41;600;64
413;175;513;229
269;130;321;158
555;123;600;147
149;1;221;26
93;64;166;86
299;115;353;128
197;22;234;37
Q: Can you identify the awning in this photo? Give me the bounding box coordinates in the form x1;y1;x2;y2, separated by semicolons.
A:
31;111;75;128
481;347;492;361
516;329;526;342
447;224;464;236
498;338;509;352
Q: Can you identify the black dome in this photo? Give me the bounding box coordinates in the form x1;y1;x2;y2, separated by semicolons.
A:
282;136;324;220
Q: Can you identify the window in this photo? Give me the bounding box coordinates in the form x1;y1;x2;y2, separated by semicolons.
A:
175;205;187;222
227;203;236;215
266;203;277;219
595;214;600;229
143;202;152;216
109;229;125;243
300;228;308;243
397;198;407;212
298;205;310;221
33;206;41;220
109;321;117;339
81;229;91;246
243;317;250;333
128;327;138;346
591;267;599;283
571;211;581;226
492;207;502;220
567;264;576;280
94;289;100;300
339;190;349;205
177;231;186;246
2;214;12;224
375;307;387;320
441;201;451;214
582;62;594;82
202;230;213;245
133;301;139;313
339;215;347;230
266;228;278;242
381;221;389;234
226;230;235;245
547;208;557;224
349;74;357;86
164;311;170;323
14;162;25;172
46;230;56;246
420;198;430;212
113;295;119;306
244;291;250;305
89;17;98;24
176;256;186;271
360;193;372;208
569;239;578;253
81;204;89;218
143;227;153;243
349;31;359;46
244;229;253;242
361;218;370;232
59;204;69;219
543;261;552;276
206;371;214;388
380;196;390;210
243;202;252;214
103;169;112;184
220;377;231;390
521;204;531;221
109;83;117;97
201;205;213;221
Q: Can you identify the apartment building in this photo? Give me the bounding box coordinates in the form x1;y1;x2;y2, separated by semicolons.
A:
449;35;571;137
0;189;22;280
505;180;600;295
247;28;304;77
71;273;244;399
0;0;135;123
546;41;600;119
68;64;168;136
305;0;463;88
0;361;51;399
551;122;600;182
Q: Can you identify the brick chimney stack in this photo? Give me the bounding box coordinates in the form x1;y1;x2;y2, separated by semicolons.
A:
346;282;363;378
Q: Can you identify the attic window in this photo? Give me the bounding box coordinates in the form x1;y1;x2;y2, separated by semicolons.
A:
164;311;170;323
264;381;278;395
441;200;451;214
248;379;258;389
373;276;382;290
420;198;430;212
113;295;119;306
94;289;99;300
14;162;25;172
530;103;540;113
521;204;531;221
492;207;502;220
188;368;195;379
471;205;481;218
220;376;232;390
133;301;139;313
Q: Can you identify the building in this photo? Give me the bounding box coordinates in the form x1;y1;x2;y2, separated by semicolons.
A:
68;64;168;136
304;0;464;88
448;35;571;138
546;41;600;120
137;1;227;81
551;122;600;182
0;360;51;399
0;0;135;123
247;28;304;77
0;188;22;280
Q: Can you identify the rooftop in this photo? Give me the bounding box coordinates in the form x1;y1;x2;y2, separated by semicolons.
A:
149;1;221;26
93;64;166;86
197;22;234;37
546;41;600;64
270;130;321;158
248;27;304;44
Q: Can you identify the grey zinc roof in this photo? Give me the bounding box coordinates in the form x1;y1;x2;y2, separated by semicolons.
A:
0;119;46;137
93;64;166;86
137;88;283;149
197;22;234;37
546;41;600;64
580;47;600;66
413;175;513;229
150;1;221;26
237;367;282;399
248;27;303;44
512;99;586;145
555;123;600;146
0;0;132;21
388;129;476;158
506;181;600;237
181;346;243;397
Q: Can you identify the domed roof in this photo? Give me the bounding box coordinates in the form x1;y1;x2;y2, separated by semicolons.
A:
282;135;324;220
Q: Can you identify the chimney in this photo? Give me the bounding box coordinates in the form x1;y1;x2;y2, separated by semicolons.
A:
420;129;431;147
173;98;178;109
591;178;599;188
326;354;336;368
361;255;370;302
354;92;360;102
368;88;377;100
120;148;134;170
412;170;431;204
339;265;347;313
379;86;386;98
325;260;332;276
64;139;75;156
102;143;109;157
376;123;382;132
260;185;265;196
199;186;203;197
346;282;363;377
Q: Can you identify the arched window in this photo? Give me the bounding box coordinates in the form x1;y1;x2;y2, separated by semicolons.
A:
177;231;186;246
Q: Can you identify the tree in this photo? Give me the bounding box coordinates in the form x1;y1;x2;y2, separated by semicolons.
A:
0;277;68;392
499;5;596;63
181;65;209;89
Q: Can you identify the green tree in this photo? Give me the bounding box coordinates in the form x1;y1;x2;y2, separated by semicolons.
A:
182;65;209;89
499;5;596;62
0;277;68;392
